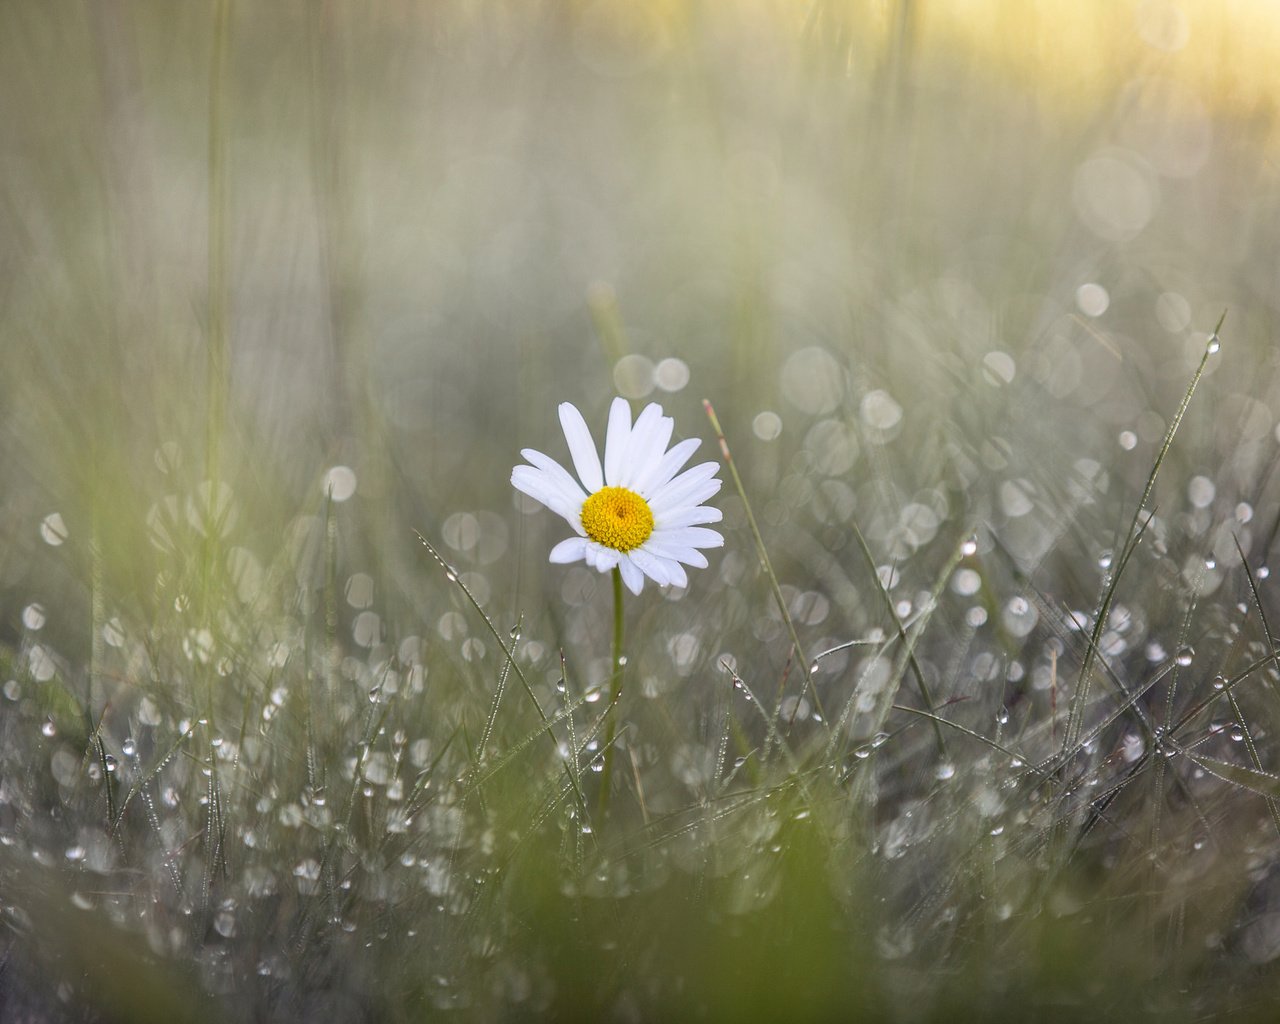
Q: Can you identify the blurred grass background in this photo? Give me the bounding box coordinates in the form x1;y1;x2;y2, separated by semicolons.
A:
3;0;1280;1020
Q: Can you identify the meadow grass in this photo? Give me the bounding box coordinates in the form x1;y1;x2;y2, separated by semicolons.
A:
4;1;1280;1020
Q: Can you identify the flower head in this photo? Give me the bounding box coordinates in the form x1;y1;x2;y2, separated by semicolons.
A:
512;397;724;594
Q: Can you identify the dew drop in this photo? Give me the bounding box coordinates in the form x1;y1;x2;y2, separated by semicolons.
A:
934;763;956;781
41;720;56;738
1207;336;1221;355
39;513;68;546
322;466;357;502
1176;647;1194;667
214;908;237;938
961;537;978;557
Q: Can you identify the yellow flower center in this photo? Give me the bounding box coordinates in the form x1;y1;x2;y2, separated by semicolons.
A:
580;486;654;552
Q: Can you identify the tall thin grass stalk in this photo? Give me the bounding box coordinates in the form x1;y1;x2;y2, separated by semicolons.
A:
1063;312;1226;756
703;399;827;727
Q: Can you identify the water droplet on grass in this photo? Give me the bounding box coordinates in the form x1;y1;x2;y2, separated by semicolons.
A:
214;908;237;938
40;513;68;546
322;466;357;502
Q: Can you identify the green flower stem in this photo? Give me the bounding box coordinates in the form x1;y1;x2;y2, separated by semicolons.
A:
597;566;625;819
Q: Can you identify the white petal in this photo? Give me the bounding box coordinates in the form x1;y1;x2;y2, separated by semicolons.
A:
653;525;724;549
676;481;722;511
603;397;632;487
627;415;676;493
558;403;603;493
628;547;670;586
548;537;588;564
642;538;710;568
662;557;688;589
521;449;589;505
649;463;722;515
656;505;723;528
518;452;592;530
512;466;586;532
581;540;619;570
618;404;666;489
636;437;700;497
618;556;644;594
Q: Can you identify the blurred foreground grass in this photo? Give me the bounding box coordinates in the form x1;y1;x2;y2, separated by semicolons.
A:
3;1;1280;1020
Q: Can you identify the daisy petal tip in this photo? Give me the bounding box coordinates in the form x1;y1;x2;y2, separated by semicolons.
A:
548;537;587;564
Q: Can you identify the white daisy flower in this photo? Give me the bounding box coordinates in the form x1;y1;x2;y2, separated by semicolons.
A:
512;397;725;595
